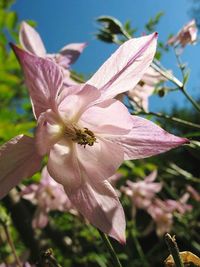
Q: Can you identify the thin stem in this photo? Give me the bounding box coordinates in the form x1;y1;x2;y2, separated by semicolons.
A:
133;110;200;130
131;230;149;267
2;222;22;267
151;61;183;88
39;248;62;267
98;230;123;267
181;88;200;113
70;72;85;83
165;233;184;267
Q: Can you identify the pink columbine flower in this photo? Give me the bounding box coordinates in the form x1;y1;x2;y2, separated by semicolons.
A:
21;167;73;228
168;20;198;47
122;170;162;210
19;21;86;86
147;199;173;237
147;195;192;236
0;33;188;243
187;185;200;202
164;193;192;214
128;66;167;111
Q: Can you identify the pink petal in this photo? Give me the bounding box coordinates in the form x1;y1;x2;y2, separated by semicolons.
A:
11;44;63;119
145;170;158;182
0;135;42;199
87;33;157;101
48;138;124;189
105;116;188;160
79;99;133;135
47;140;83;191
57;42;87;68
19;21;46;57
32;208;49;228
77;138;124;182
57;84;101;122
64;180;126;243
35;109;63;156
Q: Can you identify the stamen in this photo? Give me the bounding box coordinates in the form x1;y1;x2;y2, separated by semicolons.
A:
73;127;96;147
63;124;96;147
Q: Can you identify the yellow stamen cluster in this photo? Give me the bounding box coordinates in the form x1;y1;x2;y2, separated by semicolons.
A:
63;124;96;147
72;127;96;147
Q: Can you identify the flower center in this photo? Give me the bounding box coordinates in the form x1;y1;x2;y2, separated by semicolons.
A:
64;124;96;147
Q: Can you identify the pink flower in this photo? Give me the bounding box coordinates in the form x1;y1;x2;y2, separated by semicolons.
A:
19;21;86;86
187;185;200;202
147;199;173;237
147;195;192;236
164;193;192;214
128;67;167;111
0;33;188;243
122;170;162;209
21;167;72;228
168;20;198;47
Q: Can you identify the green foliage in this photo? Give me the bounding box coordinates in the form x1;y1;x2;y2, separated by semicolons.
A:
145;12;164;32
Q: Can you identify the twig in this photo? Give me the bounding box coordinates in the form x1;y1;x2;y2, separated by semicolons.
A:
98;230;123;267
0;219;22;267
165;233;184;267
133;110;200;130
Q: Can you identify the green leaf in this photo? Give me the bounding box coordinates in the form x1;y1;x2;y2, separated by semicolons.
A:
5;11;17;30
0;9;5;29
96;15;124;34
0;71;21;86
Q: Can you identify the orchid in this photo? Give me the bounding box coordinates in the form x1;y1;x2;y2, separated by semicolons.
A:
21;167;73;228
122;170;162;210
168;19;198;47
19;21;86;86
0;32;188;243
128;66;168;111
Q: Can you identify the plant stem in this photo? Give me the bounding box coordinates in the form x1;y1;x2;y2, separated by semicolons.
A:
39;248;62;267
98;230;123;267
165;233;184;267
181;88;200;113
131;230;149;267
2;222;22;267
70;72;85;83
133;110;200;130
174;47;200;113
151;61;183;88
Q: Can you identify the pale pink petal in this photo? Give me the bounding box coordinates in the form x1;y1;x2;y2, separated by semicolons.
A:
0;135;42;199
62;69;79;86
145;170;158;182
19;21;46;57
87;33;157;101
77;138;124;182
58;84;101;122
35;109;64;156
47;140;83;191
187;185;200;202
105;116;188;160
79;99;133;135
11;44;63;119
64;180;126;243
57;42;87;68
32;208;49;228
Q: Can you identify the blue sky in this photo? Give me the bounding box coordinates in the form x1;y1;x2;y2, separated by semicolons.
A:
12;0;200;112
